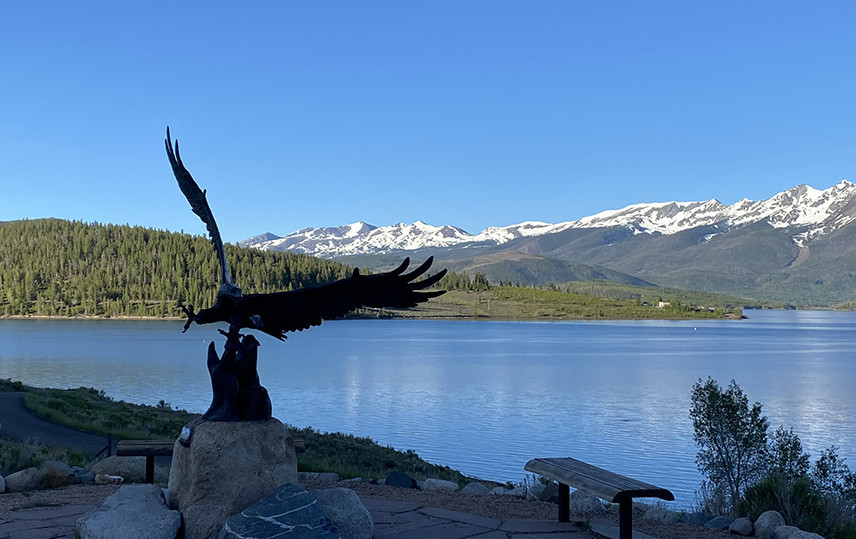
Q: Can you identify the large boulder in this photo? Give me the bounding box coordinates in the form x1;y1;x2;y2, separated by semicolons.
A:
569;489;606;515
312;487;373;539
39;460;74;488
168;418;298;539
385;471;417;489
220;483;340;538
461;482;490;495
75;484;180;539
703;515;733;530
683;512;712;526
773;525;801;538
91;456;168;483
755;510;786;539
422;478;459;492
4;467;42;492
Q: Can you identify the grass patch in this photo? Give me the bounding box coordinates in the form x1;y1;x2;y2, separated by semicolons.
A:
20;384;478;484
0;438;89;476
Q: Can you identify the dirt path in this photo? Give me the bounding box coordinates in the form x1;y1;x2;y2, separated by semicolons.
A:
0;392;114;455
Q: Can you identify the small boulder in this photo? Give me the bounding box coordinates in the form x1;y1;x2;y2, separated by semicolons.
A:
71;467;96;484
755;510;786;539
91;456;168;484
39;460;74;488
526;482;546;500
490;485;526;497
385;471;417;489
539;481;560;503
0;473;5;493
221;483;340;538
569;489;606;515
312;487;373;539
683;512;712;526
75;484;180;539
703;515;733;530
729;517;754;536
422;478;459;492
461;482;490;495
4;467;42;492
95;473;124;485
644;505;679;523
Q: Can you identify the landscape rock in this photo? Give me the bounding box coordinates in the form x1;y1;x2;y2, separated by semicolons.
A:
0;473;5;493
683;512;712;526
644;505;680;523
300;471;341;483
71;466;96;484
755;510;786;539
729;516;754;536
525;482;546;500
422;478;459;492
4;467;42;492
312;487;373;539
75;483;180;539
461;482;490;495
220;483;340;538
772;525;801;539
569;489;606;515
94;473;124;485
491;485;526;497
91;455;168;483
168;418;298;539
385;471;417;489
703;515;733;529
39;459;74;488
539;481;560;503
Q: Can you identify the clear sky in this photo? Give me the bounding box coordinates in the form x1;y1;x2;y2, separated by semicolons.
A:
2;2;854;243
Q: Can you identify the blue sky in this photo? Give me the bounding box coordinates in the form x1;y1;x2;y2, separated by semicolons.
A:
2;2;854;243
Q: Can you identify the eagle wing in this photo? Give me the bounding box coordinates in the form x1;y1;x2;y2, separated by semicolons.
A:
240;257;447;339
165;127;231;286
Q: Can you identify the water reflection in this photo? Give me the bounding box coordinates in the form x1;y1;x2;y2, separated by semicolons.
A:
1;310;855;508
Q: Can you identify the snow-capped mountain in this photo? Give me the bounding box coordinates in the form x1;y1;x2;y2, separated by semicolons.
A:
241;180;856;257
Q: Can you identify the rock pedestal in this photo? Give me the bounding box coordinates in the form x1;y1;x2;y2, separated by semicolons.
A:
167;418;298;539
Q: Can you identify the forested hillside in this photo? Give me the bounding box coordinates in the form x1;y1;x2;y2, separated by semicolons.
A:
0;219;352;317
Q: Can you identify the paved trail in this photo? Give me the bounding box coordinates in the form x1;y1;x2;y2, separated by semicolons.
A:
0;392;114;455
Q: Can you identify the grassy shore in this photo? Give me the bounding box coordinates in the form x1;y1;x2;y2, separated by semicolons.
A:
0;379;475;485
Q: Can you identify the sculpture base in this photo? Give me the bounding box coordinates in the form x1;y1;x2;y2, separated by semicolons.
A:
167;418;298;539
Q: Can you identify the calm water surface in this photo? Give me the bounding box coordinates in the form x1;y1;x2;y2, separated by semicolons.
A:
1;310;854;508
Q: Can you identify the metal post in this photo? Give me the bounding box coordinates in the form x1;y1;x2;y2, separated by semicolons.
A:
146;456;155;484
619;499;632;539
558;483;570;522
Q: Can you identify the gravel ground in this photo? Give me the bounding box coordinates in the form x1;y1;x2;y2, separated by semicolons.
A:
0;481;733;539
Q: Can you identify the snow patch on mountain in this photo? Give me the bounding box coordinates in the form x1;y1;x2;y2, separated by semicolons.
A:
242;180;856;257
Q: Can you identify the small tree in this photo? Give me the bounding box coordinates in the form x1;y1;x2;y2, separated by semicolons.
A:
768;426;811;481
690;377;769;513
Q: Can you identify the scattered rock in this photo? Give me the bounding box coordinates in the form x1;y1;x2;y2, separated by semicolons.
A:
4;467;42;492
167;418;298;539
95;473;124;485
312;487;373;539
39;459;74;488
703;515;733;530
569;489;606;515
220;483;340;538
755;510;786;539
71;466;96;484
422;478;459;492
461;482;490;495
729;517;754;536
75;484;180;539
539;481;560;503
490;485;526;497
300;471;341;483
91;456;168;483
772;525;801;538
644;505;679;523
683;512;712;526
385;471;417;489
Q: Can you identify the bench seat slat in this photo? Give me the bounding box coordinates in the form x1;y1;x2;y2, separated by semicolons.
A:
116;440;175;457
524;457;674;503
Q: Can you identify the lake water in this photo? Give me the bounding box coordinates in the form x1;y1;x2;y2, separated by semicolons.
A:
1;310;855;508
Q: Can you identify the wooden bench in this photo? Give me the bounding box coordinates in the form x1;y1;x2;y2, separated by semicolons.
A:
525;457;674;539
117;438;306;484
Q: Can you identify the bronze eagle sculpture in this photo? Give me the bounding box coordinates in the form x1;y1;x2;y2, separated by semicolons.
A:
165;127;447;341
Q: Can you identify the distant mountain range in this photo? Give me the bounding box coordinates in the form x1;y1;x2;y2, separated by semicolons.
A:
240;181;856;306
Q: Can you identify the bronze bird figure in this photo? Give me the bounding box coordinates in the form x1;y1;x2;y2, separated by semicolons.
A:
165;127;447;341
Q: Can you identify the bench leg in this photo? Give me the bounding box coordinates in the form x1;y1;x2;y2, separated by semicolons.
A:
619;499;632;539
558;483;570;522
146;456;155;484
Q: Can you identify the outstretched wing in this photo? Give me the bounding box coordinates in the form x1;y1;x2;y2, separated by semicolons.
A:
240;257;447;339
165;127;231;286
